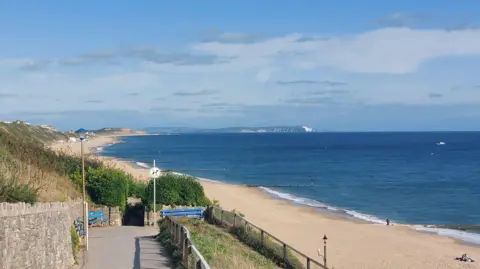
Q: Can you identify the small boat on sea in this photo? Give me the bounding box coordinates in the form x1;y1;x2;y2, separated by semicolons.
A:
437;141;446;146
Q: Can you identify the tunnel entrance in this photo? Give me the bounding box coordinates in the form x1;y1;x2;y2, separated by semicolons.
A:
122;202;145;226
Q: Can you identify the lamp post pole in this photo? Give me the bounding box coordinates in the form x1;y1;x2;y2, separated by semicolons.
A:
323;235;328;267
81;137;89;250
153;159;156;227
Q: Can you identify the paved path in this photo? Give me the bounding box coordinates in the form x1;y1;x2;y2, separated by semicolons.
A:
83;226;174;269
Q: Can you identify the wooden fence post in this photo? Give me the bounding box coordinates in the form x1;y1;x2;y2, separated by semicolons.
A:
183;236;188;263
196;259;201;269
306;257;310;269
261;230;264;246
233;214;237;227
283;243;287;263
220;209;223;225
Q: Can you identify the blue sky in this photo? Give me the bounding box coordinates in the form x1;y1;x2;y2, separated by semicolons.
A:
1;1;480;131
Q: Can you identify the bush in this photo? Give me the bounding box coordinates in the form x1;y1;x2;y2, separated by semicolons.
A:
127;178;146;198
86;166;129;209
144;174;210;208
0;176;37;204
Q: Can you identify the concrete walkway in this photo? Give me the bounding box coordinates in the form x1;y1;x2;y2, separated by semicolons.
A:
83;226;174;269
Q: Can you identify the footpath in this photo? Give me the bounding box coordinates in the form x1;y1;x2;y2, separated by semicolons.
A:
82;226;174;269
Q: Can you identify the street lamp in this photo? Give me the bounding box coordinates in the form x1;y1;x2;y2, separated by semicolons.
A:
75;128;88;250
318;234;328;267
323;235;328;267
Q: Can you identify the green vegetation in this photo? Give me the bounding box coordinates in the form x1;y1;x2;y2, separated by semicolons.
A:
0;175;37;203
0;123;83;203
70;224;80;264
157;225;184;269
208;207;305;268
230;226;304;268
0;121;146;208
144;173;211;209
184;219;276;269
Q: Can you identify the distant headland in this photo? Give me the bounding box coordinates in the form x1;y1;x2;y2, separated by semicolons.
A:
144;125;315;134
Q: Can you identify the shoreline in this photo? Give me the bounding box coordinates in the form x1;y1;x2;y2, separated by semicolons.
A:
51;135;480;269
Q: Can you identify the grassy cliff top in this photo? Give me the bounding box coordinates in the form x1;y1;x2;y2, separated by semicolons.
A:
0;121;68;144
0;121;80;202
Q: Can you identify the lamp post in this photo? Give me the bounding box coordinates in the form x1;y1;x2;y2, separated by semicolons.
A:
153;159;156;227
76;128;88;250
323;234;328;267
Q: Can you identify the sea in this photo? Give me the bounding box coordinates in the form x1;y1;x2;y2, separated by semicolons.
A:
97;132;480;245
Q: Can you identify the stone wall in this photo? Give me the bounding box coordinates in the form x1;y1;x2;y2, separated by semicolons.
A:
0;201;83;269
89;205;122;226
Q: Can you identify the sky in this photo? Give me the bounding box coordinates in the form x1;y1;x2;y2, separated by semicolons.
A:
1;1;480;131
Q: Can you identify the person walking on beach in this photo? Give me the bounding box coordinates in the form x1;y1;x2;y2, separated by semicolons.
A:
386;219;390;226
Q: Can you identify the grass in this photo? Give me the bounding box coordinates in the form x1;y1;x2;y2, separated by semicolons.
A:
208;207;306;269
71;224;80;264
182;219;277;269
0;122;86;203
156;228;185;269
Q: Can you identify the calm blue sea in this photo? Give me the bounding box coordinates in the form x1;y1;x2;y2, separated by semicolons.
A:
98;132;480;244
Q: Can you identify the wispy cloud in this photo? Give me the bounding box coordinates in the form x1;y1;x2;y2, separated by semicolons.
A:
282;97;335;105
173;89;219;96
120;47;229;66
428;92;443;98
310;89;351;95
202;102;232;107
85;100;104;103
0;93;17;98
373;12;431;27
276;80;347;86
18;60;54;71
126;92;140;97
11;47;232;71
201;30;263;44
295;36;330;43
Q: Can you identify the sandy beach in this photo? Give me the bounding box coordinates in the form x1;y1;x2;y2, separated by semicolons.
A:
51;135;480;269
50;134;151;181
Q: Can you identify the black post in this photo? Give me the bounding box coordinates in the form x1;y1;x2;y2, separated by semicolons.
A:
323;234;328;267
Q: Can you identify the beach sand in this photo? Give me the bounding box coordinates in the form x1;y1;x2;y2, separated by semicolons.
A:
51;135;480;269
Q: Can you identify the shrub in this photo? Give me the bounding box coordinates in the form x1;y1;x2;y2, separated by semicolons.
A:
144;173;210;208
127;178;146;198
86;166;129;209
0;176;37;204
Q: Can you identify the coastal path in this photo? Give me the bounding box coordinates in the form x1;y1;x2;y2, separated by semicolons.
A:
82;226;174;269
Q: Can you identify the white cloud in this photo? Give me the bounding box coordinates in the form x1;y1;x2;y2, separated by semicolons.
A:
2;26;480;129
192;28;480;74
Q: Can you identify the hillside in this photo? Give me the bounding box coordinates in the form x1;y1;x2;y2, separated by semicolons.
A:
0;121;81;202
0;120;68;143
145;125;315;134
81;127;146;136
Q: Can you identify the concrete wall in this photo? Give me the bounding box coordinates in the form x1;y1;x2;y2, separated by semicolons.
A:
0;201;83;269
